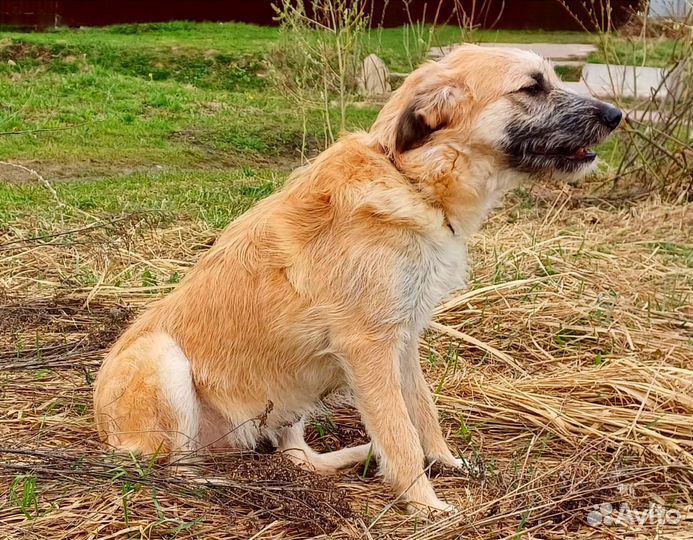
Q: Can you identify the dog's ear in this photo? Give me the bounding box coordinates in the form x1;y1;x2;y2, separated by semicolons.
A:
395;84;465;154
395;103;434;154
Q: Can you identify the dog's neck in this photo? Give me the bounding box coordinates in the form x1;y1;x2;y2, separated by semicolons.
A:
389;144;520;240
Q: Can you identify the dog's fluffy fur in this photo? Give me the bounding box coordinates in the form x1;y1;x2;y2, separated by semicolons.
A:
94;45;620;511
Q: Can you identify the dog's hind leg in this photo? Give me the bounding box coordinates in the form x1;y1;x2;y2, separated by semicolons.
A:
278;419;371;473
94;332;201;458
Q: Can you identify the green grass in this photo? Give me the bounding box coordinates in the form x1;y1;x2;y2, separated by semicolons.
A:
0;22;281;55
589;36;683;67
553;64;583;82
0;72;310;170
0;168;283;228
0;24;381;175
8;474;39;519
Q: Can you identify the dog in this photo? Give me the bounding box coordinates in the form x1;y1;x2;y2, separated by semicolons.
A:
94;44;621;512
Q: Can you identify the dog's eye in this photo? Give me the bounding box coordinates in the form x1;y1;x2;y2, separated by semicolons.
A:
522;83;543;96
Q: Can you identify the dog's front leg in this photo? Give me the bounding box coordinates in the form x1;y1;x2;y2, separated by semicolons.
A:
400;338;464;469
339;334;452;512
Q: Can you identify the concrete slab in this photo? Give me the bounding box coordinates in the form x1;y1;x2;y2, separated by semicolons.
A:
563;81;593;96
581;63;666;99
429;42;597;61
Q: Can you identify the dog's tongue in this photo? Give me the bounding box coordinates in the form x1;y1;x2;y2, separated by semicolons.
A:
570;147;596;160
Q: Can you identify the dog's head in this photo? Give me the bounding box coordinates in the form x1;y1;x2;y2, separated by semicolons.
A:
371;45;621;179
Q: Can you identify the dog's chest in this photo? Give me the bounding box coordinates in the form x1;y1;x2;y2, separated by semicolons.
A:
397;232;468;331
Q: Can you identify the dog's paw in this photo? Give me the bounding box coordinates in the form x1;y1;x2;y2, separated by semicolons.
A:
450;456;476;471
433;455;480;476
437;502;460;515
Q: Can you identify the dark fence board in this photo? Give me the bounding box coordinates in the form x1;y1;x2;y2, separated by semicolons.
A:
1;0;641;30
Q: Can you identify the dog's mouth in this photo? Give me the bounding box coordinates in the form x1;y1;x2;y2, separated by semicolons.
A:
528;145;597;164
503;92;622;175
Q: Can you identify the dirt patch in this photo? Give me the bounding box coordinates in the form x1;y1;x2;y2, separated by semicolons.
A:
1;447;356;537
0;293;133;371
0;161;43;183
0;294;132;335
0;42;57;64
0;159;178;184
169;128;306;172
305;405;369;453
203;452;356;535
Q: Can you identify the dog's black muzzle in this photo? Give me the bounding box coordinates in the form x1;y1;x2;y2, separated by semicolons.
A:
504;91;622;174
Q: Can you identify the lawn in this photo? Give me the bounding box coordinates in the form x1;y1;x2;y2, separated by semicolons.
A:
1;22;691;540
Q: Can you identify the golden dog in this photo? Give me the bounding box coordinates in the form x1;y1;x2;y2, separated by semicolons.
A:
94;45;621;511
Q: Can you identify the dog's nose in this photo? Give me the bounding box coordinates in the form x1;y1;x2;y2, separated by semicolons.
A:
599;105;622;129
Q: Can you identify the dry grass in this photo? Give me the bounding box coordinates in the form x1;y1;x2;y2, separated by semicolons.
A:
1;188;692;539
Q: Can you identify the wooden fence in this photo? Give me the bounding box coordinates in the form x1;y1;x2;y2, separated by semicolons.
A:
0;0;641;30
